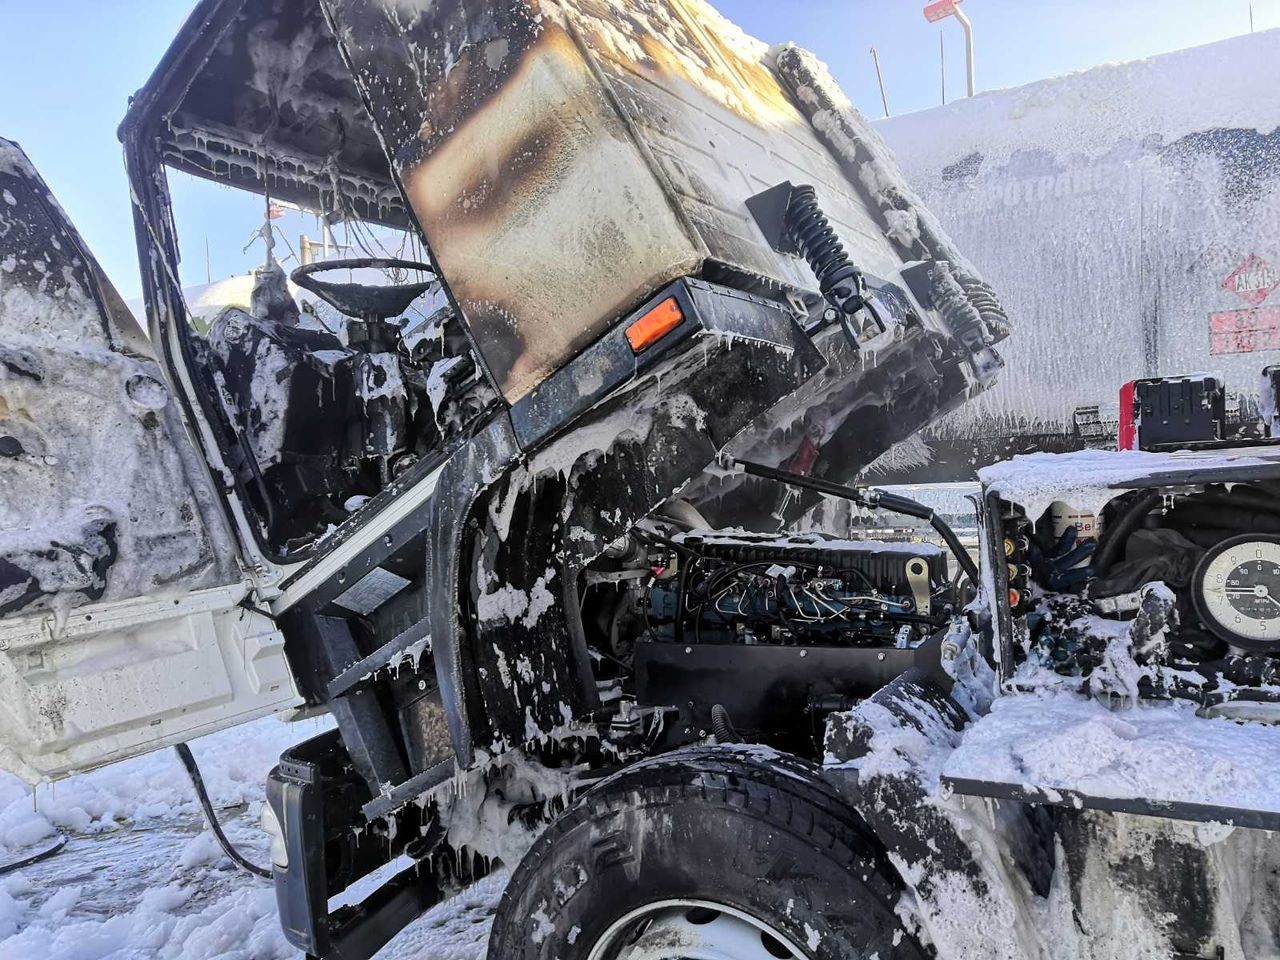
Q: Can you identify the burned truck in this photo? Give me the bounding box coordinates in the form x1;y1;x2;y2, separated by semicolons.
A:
3;0;1276;958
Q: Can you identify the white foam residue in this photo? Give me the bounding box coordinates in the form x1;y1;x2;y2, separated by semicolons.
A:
425;355;462;421
522;567;557;628
1;141;237;618
475;583;529;626
944;692;1280;815
979;447;1280;521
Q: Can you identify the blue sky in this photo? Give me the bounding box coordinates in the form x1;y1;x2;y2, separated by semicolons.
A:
2;0;1275;300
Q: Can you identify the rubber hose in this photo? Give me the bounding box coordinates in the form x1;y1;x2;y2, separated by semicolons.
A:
710;704;741;744
856;490;978;584
0;835;67;876
1092;490;1162;576
655;499;712;532
174;743;273;879
733;459;980;585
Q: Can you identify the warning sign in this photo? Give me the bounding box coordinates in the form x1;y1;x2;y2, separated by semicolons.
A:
1222;254;1279;307
1210;307;1280;354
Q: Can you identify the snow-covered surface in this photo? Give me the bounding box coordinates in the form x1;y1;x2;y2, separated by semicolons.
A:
886;32;1280;171
826;619;1280;959
0;714;503;960
979;446;1280;519
944;692;1280;816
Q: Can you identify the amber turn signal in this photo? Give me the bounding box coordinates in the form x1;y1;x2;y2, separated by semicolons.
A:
625;297;683;353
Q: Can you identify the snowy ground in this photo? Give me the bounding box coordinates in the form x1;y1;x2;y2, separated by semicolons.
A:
0;716;504;960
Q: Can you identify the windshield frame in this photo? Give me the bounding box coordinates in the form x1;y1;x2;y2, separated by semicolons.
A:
118;0;499;567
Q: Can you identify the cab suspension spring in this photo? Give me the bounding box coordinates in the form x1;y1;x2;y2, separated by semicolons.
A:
787;185;865;316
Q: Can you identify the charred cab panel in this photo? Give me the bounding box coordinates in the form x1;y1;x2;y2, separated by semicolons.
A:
124;0;1010;564
322;0;989;404
0;139;235;616
0;138;298;780
160;0;408;226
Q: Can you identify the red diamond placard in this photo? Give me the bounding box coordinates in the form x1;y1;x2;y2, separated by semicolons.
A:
1223;254;1279;307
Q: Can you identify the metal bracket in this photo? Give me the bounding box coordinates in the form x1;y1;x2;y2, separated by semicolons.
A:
744;181;801;256
906;557;931;617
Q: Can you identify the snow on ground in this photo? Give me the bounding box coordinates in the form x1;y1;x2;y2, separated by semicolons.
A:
0;716;503;960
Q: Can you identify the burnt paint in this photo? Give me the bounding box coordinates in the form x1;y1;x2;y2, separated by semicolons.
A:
0;145;120;348
1058;812;1219;956
823;670;992;905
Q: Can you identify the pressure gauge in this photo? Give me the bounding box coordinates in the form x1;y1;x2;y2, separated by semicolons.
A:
1193;534;1280;653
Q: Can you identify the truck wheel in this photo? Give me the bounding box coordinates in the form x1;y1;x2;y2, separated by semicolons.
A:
486;745;923;960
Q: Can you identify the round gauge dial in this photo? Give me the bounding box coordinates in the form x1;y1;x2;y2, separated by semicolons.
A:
1193;534;1280;652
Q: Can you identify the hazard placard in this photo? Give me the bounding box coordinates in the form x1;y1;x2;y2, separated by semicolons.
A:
1222;254;1279;307
1210;307;1280;355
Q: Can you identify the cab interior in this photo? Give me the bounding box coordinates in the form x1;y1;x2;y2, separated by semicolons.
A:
122;0;500;557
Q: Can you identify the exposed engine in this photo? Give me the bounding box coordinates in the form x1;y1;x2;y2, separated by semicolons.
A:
582;520;959;754
644;532;951;648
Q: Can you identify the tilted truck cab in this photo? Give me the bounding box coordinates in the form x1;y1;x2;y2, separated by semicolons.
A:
0;0;1029;957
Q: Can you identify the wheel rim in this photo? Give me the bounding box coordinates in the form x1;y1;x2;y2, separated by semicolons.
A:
586;899;814;960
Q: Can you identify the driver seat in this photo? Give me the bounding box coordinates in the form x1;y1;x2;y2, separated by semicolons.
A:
203;306;358;548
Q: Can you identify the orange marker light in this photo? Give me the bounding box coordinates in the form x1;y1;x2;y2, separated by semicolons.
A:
625;297;684;353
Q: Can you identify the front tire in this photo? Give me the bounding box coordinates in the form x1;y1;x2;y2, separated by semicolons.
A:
487;745;925;960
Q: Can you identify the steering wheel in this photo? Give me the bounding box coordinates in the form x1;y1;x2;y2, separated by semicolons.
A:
291;258;437;321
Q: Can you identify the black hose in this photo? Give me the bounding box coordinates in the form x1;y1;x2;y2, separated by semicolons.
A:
710;704;742;744
733;459;981;586
0;834;67;876
174;743;273;880
1188;488;1280;518
1164;503;1280;534
631;527;704;561
1092;490;1161;577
